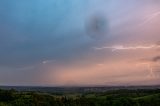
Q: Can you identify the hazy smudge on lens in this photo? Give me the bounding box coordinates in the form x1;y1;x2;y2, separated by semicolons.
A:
85;14;109;40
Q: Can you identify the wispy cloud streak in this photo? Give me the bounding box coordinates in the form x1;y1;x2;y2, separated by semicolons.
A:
94;44;160;51
140;11;160;26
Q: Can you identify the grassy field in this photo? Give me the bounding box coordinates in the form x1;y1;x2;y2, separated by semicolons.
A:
0;88;160;106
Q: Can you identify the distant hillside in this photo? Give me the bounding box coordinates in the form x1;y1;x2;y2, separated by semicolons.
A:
0;87;160;106
0;85;160;93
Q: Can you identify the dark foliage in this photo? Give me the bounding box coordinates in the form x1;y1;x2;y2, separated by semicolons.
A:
0;89;160;106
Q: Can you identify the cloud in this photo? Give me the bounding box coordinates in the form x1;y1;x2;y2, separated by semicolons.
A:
94;44;160;51
152;56;160;62
140;11;160;26
42;60;56;64
139;55;160;63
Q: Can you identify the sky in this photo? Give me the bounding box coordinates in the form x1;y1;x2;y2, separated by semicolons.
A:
0;0;160;86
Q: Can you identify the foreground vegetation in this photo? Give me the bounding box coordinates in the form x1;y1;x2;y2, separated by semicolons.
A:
0;88;160;106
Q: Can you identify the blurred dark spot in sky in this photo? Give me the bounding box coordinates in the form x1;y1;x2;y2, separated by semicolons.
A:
85;14;108;40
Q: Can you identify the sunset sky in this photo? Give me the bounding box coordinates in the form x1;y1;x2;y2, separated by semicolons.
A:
0;0;160;86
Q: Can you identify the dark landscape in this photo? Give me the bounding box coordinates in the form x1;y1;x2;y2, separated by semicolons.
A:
0;85;160;106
